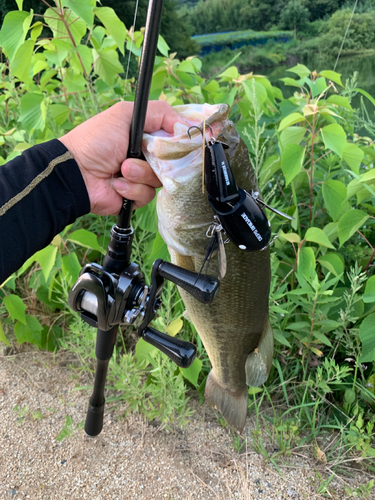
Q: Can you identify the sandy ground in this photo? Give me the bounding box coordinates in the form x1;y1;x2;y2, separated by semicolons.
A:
0;350;373;500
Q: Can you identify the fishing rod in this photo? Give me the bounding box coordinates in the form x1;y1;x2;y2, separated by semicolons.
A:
68;0;219;437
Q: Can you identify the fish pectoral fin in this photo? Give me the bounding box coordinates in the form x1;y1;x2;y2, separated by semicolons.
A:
245;319;274;387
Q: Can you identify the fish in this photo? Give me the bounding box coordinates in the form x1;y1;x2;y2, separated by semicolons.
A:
142;103;273;433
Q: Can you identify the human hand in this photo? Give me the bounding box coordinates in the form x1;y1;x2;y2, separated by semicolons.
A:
59;101;181;215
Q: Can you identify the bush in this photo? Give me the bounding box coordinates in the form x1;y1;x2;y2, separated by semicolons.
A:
319;9;375;52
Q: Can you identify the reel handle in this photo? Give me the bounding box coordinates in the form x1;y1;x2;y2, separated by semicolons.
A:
142;326;197;368
158;261;219;304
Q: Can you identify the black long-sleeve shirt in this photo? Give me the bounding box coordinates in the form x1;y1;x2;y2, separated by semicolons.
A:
0;139;90;284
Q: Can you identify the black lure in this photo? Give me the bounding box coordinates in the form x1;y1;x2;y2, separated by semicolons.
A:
188;125;293;253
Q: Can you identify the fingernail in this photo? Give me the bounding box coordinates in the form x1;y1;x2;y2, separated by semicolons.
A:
127;162;142;178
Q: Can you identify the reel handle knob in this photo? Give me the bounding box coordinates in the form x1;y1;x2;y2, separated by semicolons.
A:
158;261;219;304
142;327;197;368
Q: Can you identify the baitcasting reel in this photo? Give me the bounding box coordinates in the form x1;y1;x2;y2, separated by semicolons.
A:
188;125;293;253
68;228;219;369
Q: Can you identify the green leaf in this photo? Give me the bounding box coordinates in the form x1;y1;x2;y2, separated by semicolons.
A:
135;197;158;233
0;11;32;62
342;143;364;175
278;231;300;244
287;64;311;79
92;48;124;86
323;222;338;243
305;227;335;249
344;388;356;404
322;180;347;221
321;124;346;158
30;21;43;41
319;70;343;87
61;253;81;287
180;357;202;388
49;104;71;126
11;39;34;84
68;229;105;254
4;295;27;324
286;321;311;331
259;154;280;186
306;77;326;98
135;337;156;363
178;60;197;74
34;245;58;281
326;95;352;111
15;0;23;9
359;313;375;363
278;113;305;132
359;169;375;183
363;276;375;303
14;316;43;346
353;88;375;107
297;247;316;280
242;80;267;106
62;0;96;29
280;77;303;88
19;93;46;133
157;35;169;57
313;332;332;347
281;144;305;186
338;209;369;247
279;126;306;149
218;66;239;81
94;7;126;54
44;8;86;46
318;253;344;278
165;318;183;337
146;232;170;267
0;320;10;346
273;329;291;348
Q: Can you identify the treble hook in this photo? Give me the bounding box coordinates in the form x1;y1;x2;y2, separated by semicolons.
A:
187;123;214;140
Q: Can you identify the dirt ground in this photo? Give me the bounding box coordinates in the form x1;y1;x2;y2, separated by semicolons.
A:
0;350;373;500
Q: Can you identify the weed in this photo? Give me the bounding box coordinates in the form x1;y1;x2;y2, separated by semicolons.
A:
56;415;84;442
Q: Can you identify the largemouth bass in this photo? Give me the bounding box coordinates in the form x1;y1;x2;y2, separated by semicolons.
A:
142;103;273;433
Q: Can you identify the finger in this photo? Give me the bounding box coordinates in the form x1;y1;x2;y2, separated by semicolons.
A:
144;101;185;134
111;178;157;209
121;158;162;188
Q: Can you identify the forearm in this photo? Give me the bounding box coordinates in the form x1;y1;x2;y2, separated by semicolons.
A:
0;139;90;284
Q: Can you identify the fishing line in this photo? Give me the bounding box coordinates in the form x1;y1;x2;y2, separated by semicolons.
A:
100;0;140;262
125;0;140;87
332;0;359;73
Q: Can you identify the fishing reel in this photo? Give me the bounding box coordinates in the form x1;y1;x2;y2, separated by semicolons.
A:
68;226;219;370
188;125;293;253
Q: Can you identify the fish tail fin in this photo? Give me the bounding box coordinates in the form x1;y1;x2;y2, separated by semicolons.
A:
205;371;248;433
245;319;274;387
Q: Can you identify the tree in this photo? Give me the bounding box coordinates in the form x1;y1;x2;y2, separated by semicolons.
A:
279;0;310;37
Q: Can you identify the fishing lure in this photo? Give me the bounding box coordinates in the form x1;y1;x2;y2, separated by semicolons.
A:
188;124;292;277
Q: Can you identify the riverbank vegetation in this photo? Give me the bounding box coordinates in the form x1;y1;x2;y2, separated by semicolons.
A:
177;0;375;74
0;1;375;493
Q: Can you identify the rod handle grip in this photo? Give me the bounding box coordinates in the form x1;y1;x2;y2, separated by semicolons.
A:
84;399;105;437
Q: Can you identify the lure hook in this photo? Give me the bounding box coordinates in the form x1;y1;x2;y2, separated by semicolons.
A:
187;123;214;140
